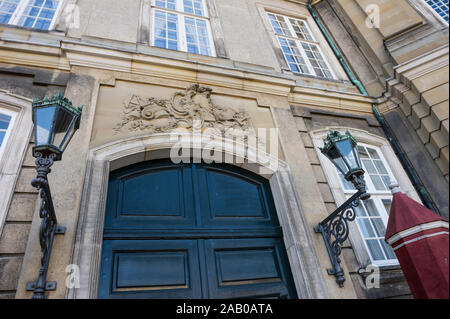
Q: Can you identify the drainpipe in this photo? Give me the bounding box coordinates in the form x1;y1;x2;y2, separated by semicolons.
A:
307;0;438;212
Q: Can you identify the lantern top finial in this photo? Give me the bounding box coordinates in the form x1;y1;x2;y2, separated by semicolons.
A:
320;130;357;154
32;92;83;117
31;92;83;161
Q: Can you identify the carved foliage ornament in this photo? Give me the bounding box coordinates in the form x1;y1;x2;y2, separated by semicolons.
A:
114;84;254;136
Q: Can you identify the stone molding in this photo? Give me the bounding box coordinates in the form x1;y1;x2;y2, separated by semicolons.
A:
0;38;376;114
0;91;33;236
383;45;449;177
67;133;329;299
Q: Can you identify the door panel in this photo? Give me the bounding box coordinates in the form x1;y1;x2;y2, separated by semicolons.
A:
98;239;202;299
204;238;296;299
99;160;298;299
205;169;266;218
119;169;183;217
104;162;196;229
196;165;280;229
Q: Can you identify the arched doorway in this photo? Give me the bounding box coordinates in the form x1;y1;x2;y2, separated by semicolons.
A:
98;159;298;299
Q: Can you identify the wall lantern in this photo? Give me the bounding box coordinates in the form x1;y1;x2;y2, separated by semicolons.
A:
32;92;83;161
26;92;83;299
319;130;365;184
315;130;370;288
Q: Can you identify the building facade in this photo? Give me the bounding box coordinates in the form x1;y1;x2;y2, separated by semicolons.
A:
0;0;448;299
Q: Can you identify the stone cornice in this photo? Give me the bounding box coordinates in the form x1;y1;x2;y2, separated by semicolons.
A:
0;39;375;114
391;44;449;87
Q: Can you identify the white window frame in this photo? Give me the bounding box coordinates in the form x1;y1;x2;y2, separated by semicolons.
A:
422;0;449;24
0;0;64;30
311;128;423;269
266;11;336;79
338;143;398;266
338;144;398;196
0;91;33;237
0;107;16;161
150;0;216;57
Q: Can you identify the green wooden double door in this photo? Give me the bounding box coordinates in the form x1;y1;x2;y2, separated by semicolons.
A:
98;160;298;299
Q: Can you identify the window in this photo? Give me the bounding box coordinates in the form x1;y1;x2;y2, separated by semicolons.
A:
151;0;215;57
267;12;334;79
337;144;397;266
0;109;15;160
0;0;63;30
424;0;449;23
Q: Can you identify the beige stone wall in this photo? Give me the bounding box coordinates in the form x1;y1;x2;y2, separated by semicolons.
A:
63;0;350;82
0;141;36;299
1;0;441;300
314;0;448;214
91;80;277;150
323;0;448;94
0;48;376;299
385;46;449;181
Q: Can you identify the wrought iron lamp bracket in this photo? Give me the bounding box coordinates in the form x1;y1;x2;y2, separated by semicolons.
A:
26;153;66;299
315;175;370;288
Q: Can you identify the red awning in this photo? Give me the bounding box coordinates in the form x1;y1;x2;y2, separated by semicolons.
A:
385;188;449;299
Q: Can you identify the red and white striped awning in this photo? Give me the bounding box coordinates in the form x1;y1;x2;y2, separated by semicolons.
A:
385;183;449;299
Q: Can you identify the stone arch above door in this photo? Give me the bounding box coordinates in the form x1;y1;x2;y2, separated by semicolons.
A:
68;133;329;299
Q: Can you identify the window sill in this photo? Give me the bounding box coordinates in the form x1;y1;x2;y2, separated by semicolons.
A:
377;263;402;271
291;70;347;84
358;262;401;274
0;23;65;36
0;24;66;47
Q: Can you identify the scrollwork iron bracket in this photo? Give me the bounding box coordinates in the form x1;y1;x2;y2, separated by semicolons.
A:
26;153;66;299
315;175;370;287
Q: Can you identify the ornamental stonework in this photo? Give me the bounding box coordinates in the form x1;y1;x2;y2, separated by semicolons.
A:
113;84;254;136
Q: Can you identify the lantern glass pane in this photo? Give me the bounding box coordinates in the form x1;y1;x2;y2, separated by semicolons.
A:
335;139;359;170
352;145;362;168
327;146;348;175
59;116;78;152
52;107;76;150
35;106;56;146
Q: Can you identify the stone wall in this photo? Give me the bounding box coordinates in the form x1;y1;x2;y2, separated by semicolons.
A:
0;67;70;298
314;0;449;217
292;105;414;299
0;0;446;299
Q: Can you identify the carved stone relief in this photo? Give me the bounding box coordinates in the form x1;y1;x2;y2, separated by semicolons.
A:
114;84;254;137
